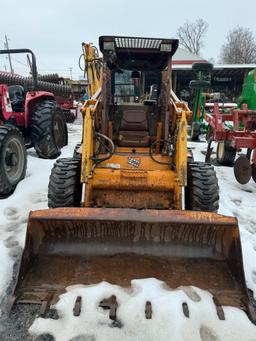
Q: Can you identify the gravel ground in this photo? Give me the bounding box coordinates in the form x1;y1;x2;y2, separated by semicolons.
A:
1;285;56;340
0;255;54;340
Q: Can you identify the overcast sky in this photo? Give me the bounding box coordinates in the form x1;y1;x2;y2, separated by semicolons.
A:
0;0;255;79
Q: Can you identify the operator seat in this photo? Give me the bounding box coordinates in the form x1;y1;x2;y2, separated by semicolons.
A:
117;105;150;147
8;85;25;112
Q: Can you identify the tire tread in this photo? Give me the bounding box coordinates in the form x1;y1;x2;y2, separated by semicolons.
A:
186;162;219;212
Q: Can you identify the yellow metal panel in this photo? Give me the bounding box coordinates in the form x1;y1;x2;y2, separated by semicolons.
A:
93;168;175;191
171;101;190;209
81;102;98;206
93;189;173;209
82;43;102;97
175;109;188;187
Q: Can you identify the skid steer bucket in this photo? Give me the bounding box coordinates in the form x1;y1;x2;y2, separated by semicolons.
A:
12;208;255;322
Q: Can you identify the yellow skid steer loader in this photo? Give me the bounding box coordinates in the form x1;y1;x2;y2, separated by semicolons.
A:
12;36;255;323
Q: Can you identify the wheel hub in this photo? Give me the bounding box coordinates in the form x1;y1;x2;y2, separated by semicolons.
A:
4;137;25;182
217;142;225;159
5;151;18;167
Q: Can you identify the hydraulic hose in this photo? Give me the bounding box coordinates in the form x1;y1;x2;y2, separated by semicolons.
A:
149;139;176;169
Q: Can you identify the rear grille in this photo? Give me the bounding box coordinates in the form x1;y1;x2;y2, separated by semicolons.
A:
115;37;161;49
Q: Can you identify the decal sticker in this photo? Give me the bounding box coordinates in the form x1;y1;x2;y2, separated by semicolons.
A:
106;163;121;169
128;157;140;167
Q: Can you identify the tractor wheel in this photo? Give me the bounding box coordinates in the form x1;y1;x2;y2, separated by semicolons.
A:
252;164;256;183
216;141;236;166
185;162;219;212
0;124;27;197
190;122;200;141
64;110;76;123
48;157;82;208
31;100;68;159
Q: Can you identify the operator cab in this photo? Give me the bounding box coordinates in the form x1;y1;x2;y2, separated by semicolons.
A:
99;36;178;148
112;69;161;147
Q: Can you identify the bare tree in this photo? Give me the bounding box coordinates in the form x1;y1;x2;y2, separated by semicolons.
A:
220;26;256;64
177;18;208;55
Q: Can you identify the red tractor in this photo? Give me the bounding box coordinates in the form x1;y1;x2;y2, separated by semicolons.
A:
0;49;67;197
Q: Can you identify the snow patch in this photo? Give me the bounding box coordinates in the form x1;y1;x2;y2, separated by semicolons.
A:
0;240;13;300
190;138;256;297
0;118;83;312
29;279;256;341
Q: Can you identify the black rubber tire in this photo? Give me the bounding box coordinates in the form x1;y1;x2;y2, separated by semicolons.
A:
73;143;82;159
252;164;256;183
38;73;60;84
0;124;27;197
234;156;251;185
63;121;68;146
190;122;200;141
185;162;219;212
48;157;82;208
192;62;213;72
31;100;67;159
216;141;236;166
64;110;76;123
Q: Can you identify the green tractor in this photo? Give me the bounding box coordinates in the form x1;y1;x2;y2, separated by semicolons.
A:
189;62;213;141
238;68;256;110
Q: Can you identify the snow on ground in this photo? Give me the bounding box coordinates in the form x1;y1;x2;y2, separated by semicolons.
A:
0;118;83;308
0;126;256;340
29;279;256;341
189;139;256;297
